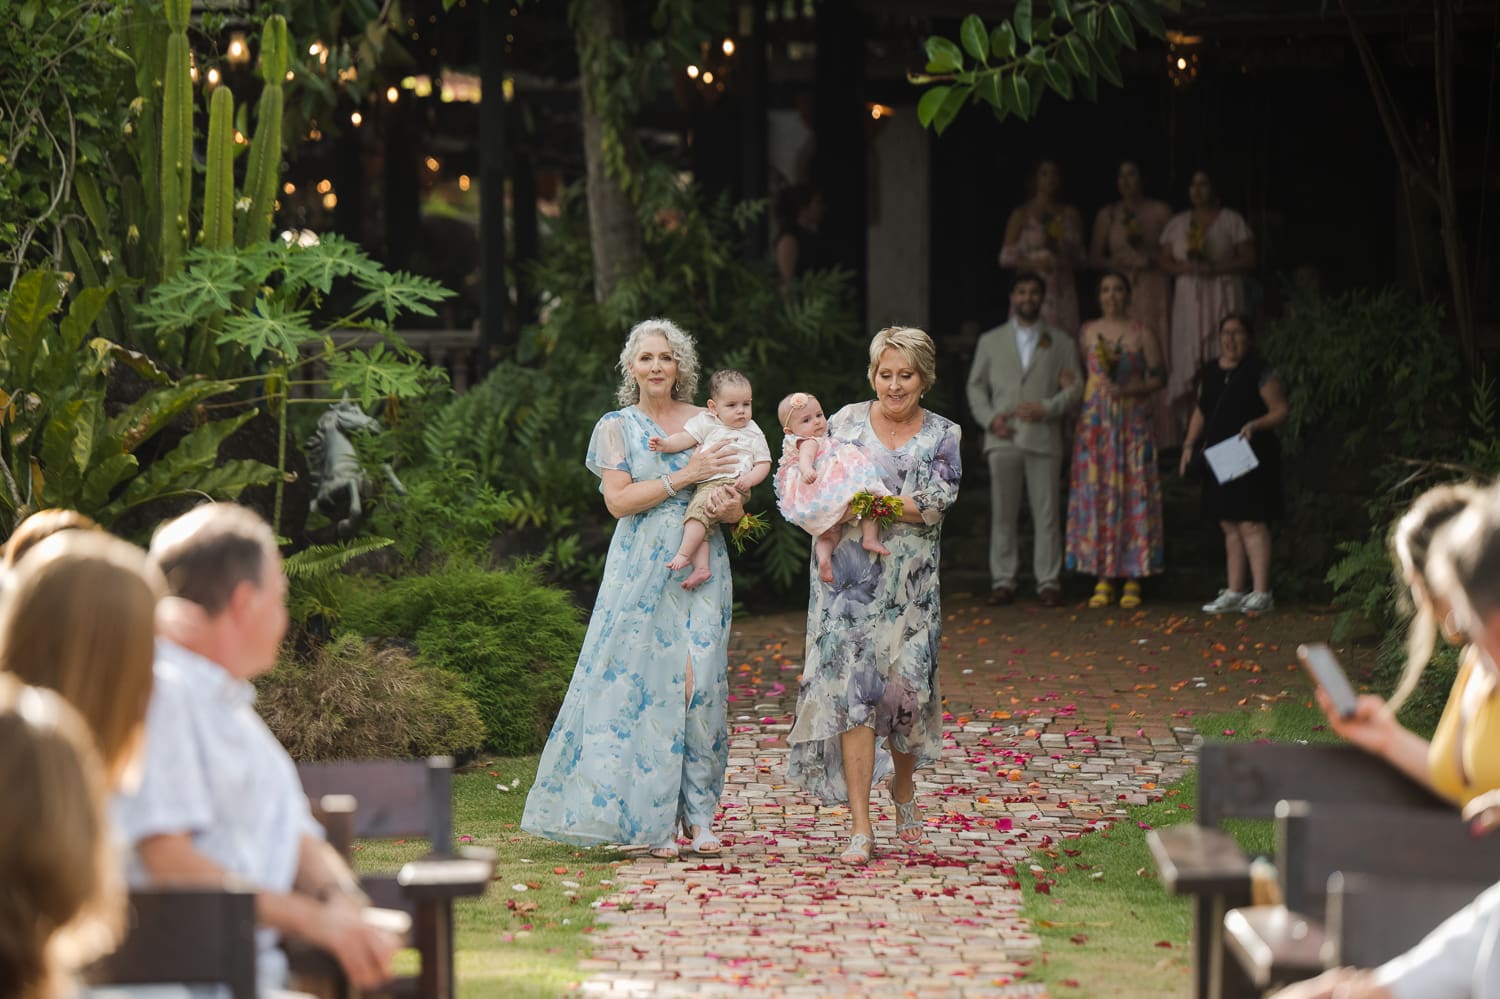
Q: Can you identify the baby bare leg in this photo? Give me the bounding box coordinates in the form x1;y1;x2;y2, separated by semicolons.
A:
681;538;712;590
816;528;838;584
668;520;708;571
860;517;890;556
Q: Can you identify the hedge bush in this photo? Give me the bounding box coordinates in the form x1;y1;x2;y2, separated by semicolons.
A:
257;634;487;761
338;561;584;754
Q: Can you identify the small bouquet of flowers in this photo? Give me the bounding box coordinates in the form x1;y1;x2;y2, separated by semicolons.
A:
1122;209;1144;250
1093;335;1128;385
1186;218;1207;264
1041;212;1065;254
729;511;771;553
851;492;904;529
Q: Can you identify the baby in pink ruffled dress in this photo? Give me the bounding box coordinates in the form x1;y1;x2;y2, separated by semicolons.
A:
774;392;891;584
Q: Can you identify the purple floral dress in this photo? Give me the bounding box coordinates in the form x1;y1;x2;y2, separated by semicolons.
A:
787;403;962;804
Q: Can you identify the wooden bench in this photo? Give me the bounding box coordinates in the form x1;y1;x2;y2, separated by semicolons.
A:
1146;742;1448;998
296;756;494;999
86;887;258;999
1324;871;1491;969
1222;799;1500;990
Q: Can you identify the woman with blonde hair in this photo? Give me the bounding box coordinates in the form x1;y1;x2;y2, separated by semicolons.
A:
3;508;101;568
0;531;166;789
787;326;962;865
1311;482;1492;805
0;675;123;999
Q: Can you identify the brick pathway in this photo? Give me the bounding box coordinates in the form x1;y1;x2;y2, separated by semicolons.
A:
577;593;1326;997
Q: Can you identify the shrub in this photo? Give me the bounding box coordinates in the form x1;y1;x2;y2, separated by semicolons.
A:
337;561;585;754
257;633;486;761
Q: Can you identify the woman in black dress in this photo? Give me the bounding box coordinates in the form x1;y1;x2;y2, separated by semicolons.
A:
1178;314;1289;614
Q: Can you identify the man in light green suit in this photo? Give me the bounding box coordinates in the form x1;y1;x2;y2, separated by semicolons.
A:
965;272;1083;607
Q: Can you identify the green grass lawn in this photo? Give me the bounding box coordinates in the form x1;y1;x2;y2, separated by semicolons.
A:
1022;701;1341;996
351;757;621;999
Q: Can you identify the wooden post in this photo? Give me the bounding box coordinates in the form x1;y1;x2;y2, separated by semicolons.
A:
478;0;511;367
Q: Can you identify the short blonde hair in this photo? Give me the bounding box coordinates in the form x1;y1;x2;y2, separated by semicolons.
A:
867;326;937;393
616;318;701;407
0;676;122;998
0;532;166;790
3;509;101;568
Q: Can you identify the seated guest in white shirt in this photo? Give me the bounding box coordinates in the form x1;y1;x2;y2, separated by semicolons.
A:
113;504;399;992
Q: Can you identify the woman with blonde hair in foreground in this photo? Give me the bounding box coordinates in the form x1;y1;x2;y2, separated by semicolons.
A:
0;675;122;999
0;531;165;789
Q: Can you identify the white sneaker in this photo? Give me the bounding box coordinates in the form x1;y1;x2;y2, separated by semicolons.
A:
1241;591;1275;614
1202;589;1246;614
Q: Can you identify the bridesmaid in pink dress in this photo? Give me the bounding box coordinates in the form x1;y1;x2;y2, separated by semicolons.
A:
1000;160;1085;337
1159;169;1256;441
1090;160;1174;445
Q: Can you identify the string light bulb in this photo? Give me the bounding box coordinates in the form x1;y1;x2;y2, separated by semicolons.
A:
350;111;363;126
722;38;736;56
227;33;249;66
386;86;399;103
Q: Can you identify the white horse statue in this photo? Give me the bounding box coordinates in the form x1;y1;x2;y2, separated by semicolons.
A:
305;397;406;535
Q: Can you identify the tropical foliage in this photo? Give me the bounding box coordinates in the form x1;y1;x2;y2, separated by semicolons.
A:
910;1;1195;132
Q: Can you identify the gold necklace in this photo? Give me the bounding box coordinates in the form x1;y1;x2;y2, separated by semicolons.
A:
877;406;921;437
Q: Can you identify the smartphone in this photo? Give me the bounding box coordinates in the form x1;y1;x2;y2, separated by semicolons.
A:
1297;642;1358;720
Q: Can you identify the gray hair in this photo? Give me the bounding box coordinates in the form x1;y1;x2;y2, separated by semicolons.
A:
615;317;701;407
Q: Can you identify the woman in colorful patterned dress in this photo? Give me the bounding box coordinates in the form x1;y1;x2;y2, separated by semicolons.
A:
1160;169;1256;438
1066;272;1166;609
1090;160;1175;446
1000;160;1085;337
787;327;962;866
522;318;745;859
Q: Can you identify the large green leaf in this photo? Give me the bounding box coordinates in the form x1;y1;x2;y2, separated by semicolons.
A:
324;345;434;406
990;21;1017;60
1014;0;1034;44
1106;5;1137;49
3;270;62;361
1088;35;1124;87
108;377;238;454
932;83;970;135
278;235;381;296
80;452;140;510
1042;56;1074;99
348;270;452;324
219;301;318;361
923;36;963;73
917;85;951;128
1062;33;1092;76
1125;0;1167;37
60;287;113;354
101;410;265;515
959;15;989;62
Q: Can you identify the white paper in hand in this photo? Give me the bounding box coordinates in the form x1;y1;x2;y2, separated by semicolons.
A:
1203;436;1260;485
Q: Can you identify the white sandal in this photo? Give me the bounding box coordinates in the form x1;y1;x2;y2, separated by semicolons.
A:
893;795;924;844
839;833;873;866
687;827;722;856
648;836;679;860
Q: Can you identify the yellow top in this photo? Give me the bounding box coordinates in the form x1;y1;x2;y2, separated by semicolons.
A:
1427;649;1500;807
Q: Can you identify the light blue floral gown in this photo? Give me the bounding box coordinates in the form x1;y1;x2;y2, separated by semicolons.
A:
787;402;962;803
522;407;732;846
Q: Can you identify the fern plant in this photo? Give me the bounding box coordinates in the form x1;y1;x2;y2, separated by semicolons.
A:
284;537;395;629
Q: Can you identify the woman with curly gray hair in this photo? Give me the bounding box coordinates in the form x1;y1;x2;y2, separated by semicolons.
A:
524;317;745;858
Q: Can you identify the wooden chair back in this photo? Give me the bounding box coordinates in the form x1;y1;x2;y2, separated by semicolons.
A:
1324;871;1492;968
1197;742;1446;827
297;756;455;856
1276;800;1500;915
87;887;257;999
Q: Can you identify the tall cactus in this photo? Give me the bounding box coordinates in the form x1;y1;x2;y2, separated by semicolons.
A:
201;85;235;251
238;14;288;248
159;0;193;275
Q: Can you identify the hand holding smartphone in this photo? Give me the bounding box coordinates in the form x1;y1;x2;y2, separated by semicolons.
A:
1297;642;1358;720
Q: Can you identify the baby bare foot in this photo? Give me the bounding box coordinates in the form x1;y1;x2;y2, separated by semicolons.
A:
667;553;691;571
818;559;834;584
862;539;891;556
681;566;712;590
